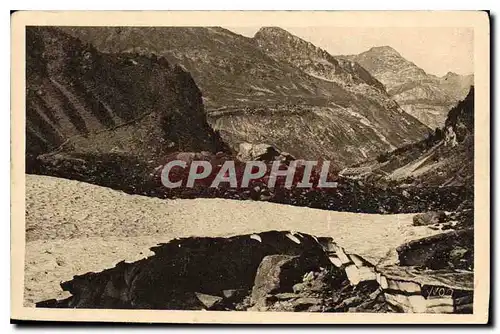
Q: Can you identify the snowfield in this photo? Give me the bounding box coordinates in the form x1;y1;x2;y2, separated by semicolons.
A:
24;174;439;306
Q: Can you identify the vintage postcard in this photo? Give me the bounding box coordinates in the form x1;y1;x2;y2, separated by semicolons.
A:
11;11;490;324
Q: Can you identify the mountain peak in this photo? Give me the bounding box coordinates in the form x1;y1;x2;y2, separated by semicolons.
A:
367;45;401;56
253;26;320;55
443;71;459;78
255;26;292;37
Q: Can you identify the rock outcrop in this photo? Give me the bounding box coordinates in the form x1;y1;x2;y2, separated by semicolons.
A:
397;228;474;270
36;230;473;314
379;266;473;313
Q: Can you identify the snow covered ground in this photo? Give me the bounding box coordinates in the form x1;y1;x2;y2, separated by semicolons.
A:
24;174;440;306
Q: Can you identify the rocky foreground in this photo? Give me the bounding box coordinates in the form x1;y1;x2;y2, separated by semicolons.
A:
26;175;472;313
36;230;473;313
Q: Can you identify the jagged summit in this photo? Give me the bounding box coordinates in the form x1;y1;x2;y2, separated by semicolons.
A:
254;26;322;55
367;45;401;55
253;27;387;92
352;45;429;88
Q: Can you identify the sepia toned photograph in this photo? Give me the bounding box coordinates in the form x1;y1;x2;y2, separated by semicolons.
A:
10;11;490;324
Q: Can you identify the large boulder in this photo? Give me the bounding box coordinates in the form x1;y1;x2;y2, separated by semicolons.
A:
412;211;447;226
237;142;294;162
250;254;331;309
396;228;473;270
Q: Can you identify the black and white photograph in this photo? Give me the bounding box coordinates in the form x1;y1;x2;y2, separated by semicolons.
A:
10;10;490;324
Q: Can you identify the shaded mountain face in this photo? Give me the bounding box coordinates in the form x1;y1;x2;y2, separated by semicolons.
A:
26;27;226;173
60;26;429;167
343;46;473;129
340;87;474;189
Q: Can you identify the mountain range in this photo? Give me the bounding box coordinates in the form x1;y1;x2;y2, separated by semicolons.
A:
342;46;473;129
24;25;474;217
58;26;431;167
26;26;474;190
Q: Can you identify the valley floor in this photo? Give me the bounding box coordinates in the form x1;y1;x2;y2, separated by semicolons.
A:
24;174;441;307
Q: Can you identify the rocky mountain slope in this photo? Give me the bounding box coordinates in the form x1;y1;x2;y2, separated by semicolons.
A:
253;27;387;95
342;46;473;129
60;26;430;166
341;87;474;189
26;27;227;174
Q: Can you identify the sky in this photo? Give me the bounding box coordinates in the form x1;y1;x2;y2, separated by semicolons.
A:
226;27;474;77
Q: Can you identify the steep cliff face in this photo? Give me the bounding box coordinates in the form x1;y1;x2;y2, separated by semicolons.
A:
26;27;226;173
341;87;474;188
343;46;473;129
60;26;429;167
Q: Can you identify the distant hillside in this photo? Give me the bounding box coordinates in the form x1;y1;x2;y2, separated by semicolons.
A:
60;26;430;166
341;46;473;129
